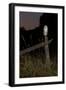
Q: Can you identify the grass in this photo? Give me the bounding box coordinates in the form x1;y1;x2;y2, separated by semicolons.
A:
20;49;58;78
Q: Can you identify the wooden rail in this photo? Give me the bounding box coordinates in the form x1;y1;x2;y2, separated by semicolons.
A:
20;39;53;55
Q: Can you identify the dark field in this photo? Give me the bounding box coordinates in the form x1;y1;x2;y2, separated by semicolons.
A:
20;49;58;78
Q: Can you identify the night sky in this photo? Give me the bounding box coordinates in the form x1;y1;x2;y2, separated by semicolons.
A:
20;12;43;30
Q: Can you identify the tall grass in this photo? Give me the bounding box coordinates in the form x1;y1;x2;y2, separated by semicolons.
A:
20;50;57;78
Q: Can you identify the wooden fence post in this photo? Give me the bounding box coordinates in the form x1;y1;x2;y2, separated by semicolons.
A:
43;25;51;69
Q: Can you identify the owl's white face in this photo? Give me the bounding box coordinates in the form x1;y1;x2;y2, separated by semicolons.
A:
43;25;48;36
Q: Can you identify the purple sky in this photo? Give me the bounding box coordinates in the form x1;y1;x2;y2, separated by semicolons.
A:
20;12;43;30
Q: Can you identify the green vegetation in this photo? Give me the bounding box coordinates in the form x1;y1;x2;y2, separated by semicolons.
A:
20;51;57;78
